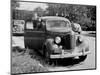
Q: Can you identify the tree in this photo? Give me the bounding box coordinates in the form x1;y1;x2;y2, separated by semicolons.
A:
46;3;96;31
11;0;20;19
33;7;46;17
11;0;20;9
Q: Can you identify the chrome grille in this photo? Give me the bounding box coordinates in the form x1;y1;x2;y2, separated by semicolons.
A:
61;34;76;50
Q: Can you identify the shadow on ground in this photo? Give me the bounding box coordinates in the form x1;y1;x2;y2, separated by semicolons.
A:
30;50;84;67
48;58;83;67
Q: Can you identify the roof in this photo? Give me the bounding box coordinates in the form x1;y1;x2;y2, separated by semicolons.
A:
40;16;70;22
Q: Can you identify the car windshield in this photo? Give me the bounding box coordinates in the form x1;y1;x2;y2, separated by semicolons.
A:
46;20;69;31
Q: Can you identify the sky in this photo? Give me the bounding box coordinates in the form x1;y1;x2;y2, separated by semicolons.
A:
16;2;48;11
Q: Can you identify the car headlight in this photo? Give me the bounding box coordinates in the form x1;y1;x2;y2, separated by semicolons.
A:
55;36;61;44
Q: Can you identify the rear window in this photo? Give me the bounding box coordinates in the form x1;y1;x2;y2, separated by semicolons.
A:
26;21;34;29
25;20;45;31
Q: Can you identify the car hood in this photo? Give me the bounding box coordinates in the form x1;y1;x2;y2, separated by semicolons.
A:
47;28;71;33
46;29;73;37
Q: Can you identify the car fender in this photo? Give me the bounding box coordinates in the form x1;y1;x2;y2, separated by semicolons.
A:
77;39;89;53
44;38;54;51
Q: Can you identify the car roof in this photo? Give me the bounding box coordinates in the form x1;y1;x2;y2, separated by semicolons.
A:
40;16;70;22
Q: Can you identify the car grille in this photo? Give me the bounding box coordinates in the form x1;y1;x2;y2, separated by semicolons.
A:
61;34;76;50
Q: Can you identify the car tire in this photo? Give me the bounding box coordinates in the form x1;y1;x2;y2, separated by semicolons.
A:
43;45;51;64
44;46;49;58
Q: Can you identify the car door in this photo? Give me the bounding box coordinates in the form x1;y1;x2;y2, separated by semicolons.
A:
24;20;46;50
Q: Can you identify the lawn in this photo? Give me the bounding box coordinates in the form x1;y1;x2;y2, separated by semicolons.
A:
11;47;48;74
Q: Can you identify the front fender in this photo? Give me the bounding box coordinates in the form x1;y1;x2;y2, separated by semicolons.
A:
79;40;89;48
44;38;54;51
77;39;90;54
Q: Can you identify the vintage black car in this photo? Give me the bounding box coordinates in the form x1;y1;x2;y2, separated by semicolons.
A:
24;16;90;62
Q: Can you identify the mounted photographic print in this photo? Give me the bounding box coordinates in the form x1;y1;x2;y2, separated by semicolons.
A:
11;0;96;74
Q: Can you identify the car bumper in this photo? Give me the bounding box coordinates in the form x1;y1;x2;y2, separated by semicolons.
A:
50;50;91;59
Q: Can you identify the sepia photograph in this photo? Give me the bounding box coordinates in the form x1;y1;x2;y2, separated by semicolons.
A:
11;0;96;74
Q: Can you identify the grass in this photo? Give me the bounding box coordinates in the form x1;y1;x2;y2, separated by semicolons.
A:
11;46;48;74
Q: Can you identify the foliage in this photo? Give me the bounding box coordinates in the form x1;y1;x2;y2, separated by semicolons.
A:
12;2;96;31
45;3;96;31
33;7;46;17
12;10;33;20
11;0;20;9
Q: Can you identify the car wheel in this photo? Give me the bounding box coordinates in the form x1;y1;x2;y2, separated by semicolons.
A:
43;46;51;64
44;47;49;58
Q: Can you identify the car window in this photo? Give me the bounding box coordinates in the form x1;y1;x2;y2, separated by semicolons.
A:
26;20;45;31
26;21;34;29
46;20;70;30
